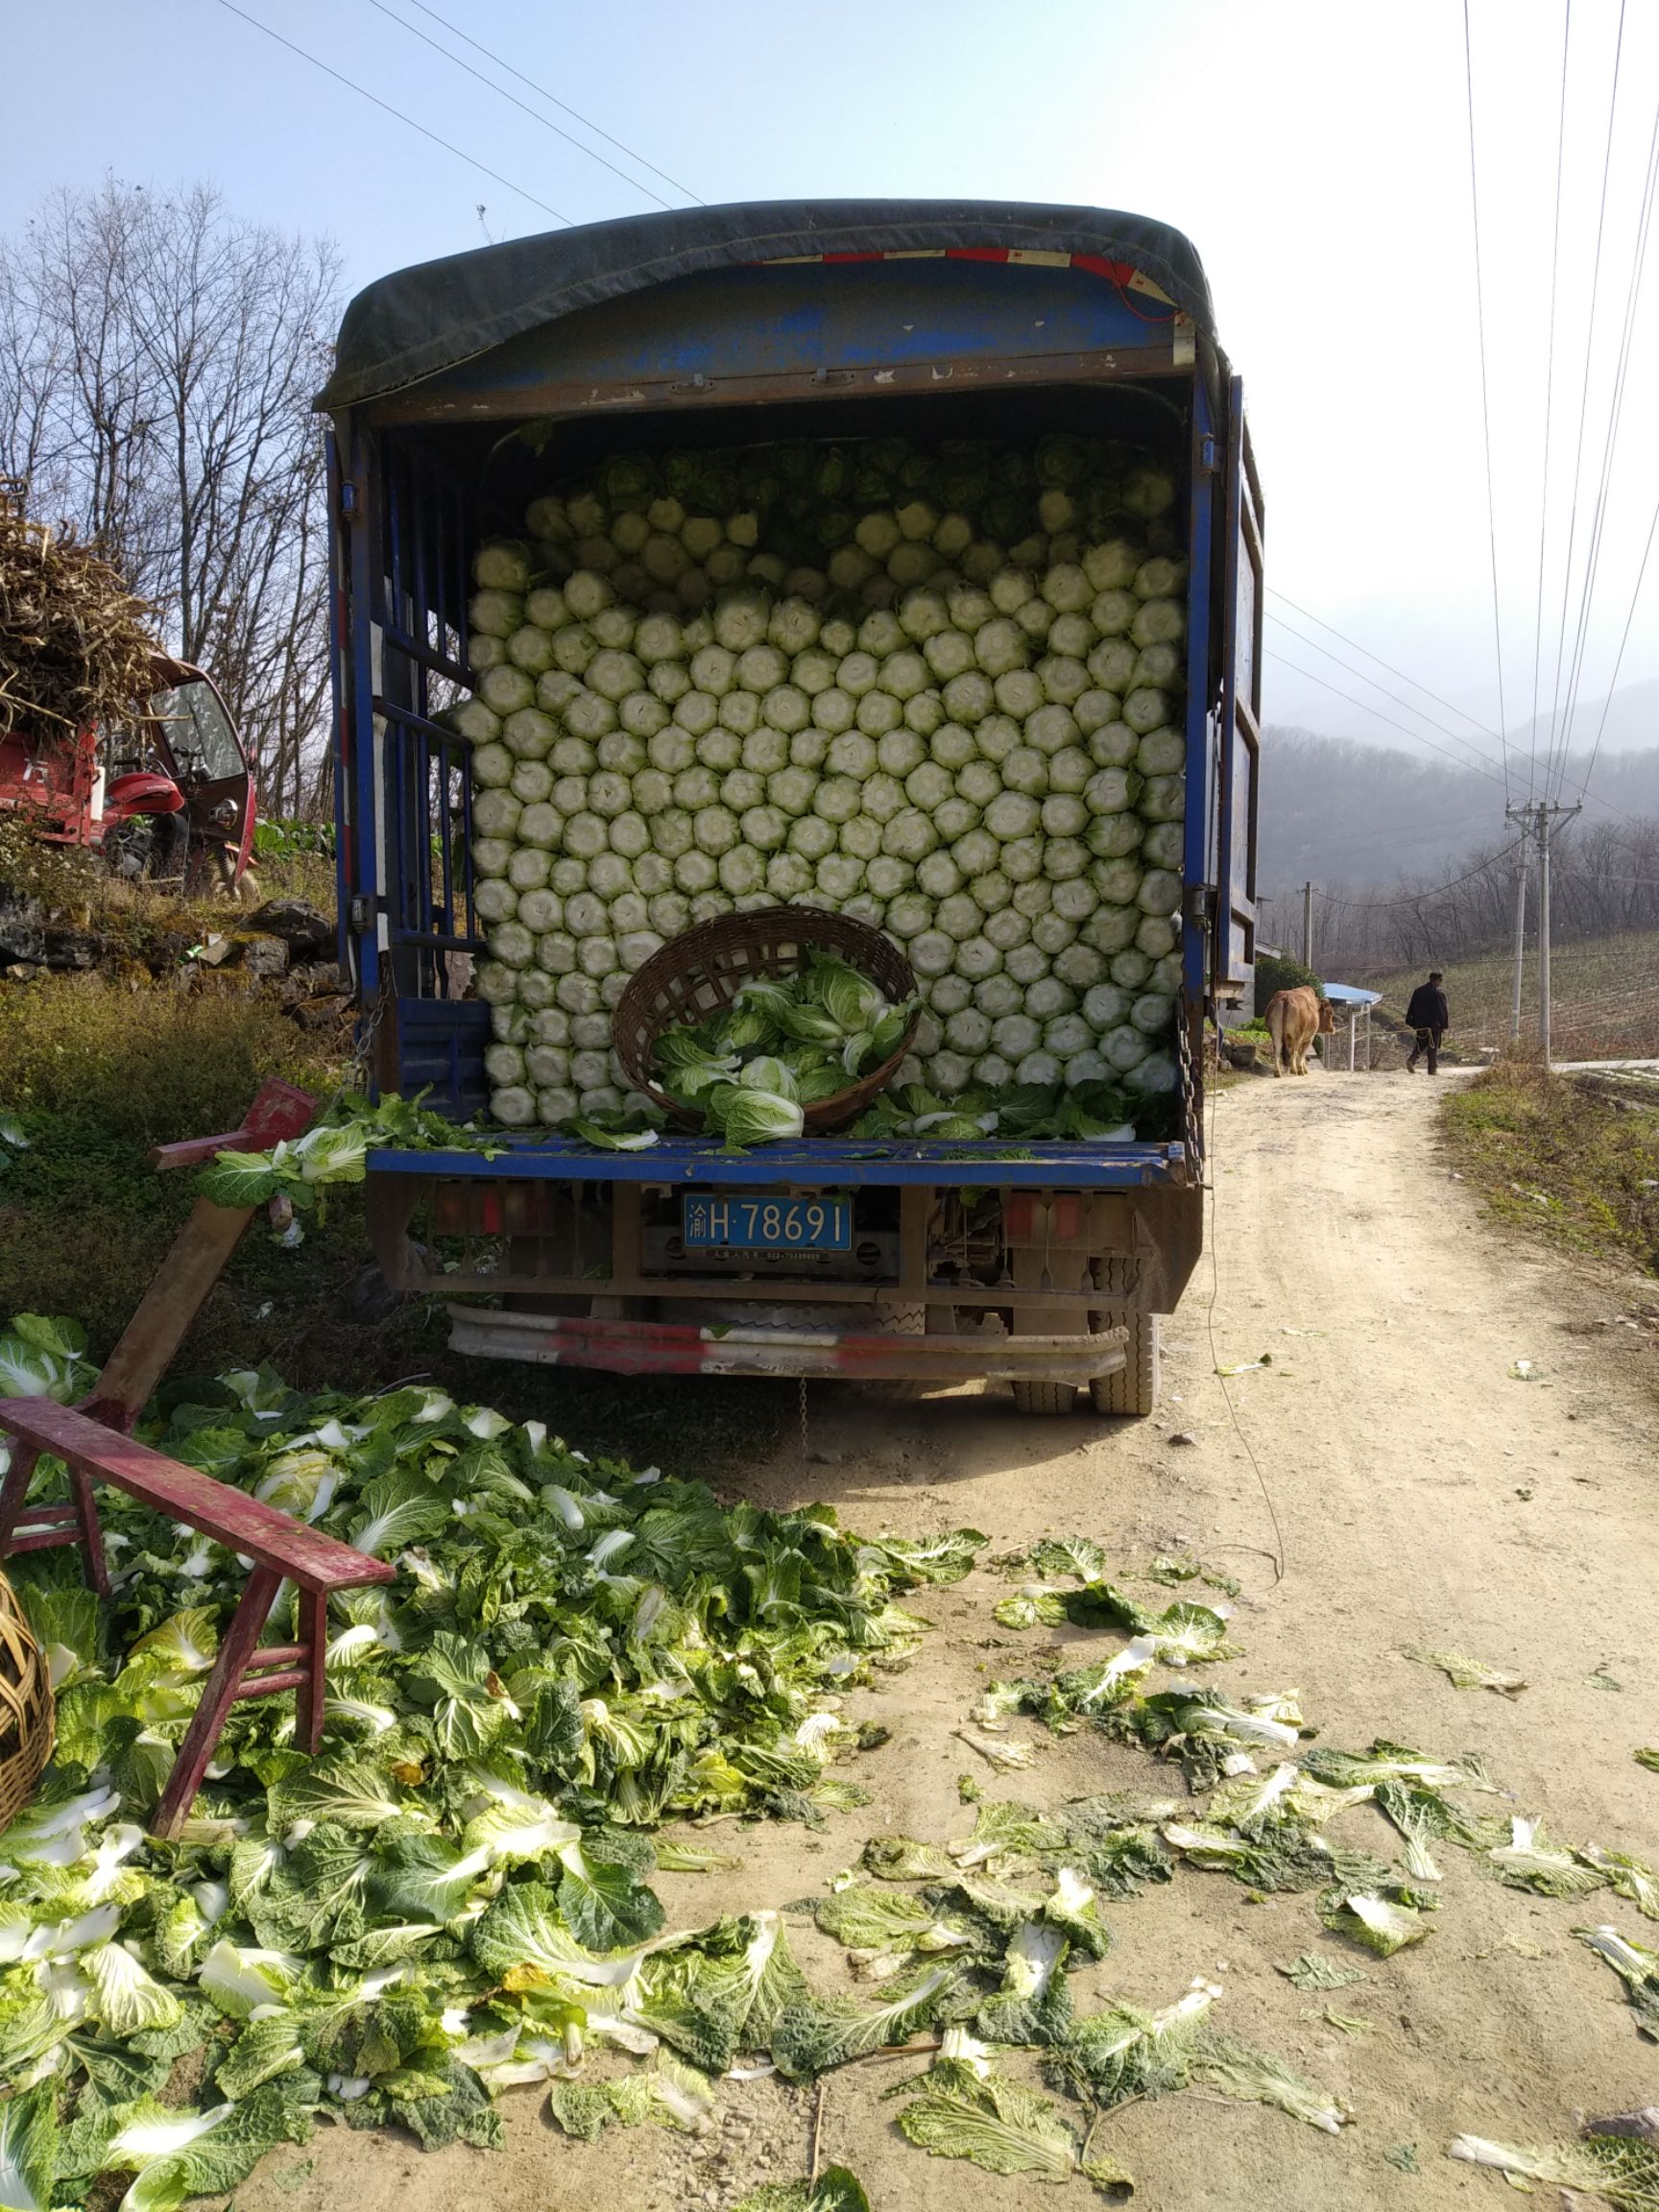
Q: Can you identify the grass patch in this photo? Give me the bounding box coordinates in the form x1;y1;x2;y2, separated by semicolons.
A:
0;971;332;1143
0;972;346;1363
1442;1061;1659;1273
0;970;783;1479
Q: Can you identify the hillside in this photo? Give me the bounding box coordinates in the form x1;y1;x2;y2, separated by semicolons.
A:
1259;727;1659;891
1371;928;1659;1061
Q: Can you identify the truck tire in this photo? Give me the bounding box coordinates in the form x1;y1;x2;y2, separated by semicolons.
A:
1089;1313;1161;1417
857;1301;929;1400
1010;1381;1078;1417
1088;1258;1161;1418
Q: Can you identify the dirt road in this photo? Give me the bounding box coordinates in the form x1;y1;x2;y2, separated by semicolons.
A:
243;1070;1659;2212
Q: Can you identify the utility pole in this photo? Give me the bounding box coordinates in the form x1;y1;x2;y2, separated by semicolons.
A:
1508;850;1527;1046
1302;881;1314;971
1505;800;1580;1070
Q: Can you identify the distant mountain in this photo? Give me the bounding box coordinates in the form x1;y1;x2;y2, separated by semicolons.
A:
1507;677;1659;761
1257;727;1659;893
1265;677;1658;765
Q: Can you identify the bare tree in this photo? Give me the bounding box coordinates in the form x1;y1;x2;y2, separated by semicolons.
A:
1290;817;1659;976
0;179;340;816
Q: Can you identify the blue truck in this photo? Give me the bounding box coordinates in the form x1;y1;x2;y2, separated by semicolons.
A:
320;199;1262;1417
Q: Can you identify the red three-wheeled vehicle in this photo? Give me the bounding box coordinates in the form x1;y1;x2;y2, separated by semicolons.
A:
0;656;257;894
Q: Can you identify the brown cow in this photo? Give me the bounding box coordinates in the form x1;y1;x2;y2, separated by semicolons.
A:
1262;987;1336;1076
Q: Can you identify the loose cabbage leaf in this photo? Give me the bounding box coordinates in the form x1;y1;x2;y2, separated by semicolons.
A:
556;1835;667;1954
1407;1647;1526;1696
727;2168;872;2212
1045;1981;1216;2111
1195;2032;1349;2133
1449;2130;1659;2208
1276;1952;1366;1992
898;2058;1133;2198
0;2085;58;2212
1576;1924;1659;2038
771;1964;961;2077
1320;1891;1431;1958
1029;1535;1107;1582
1487;1817;1606;1898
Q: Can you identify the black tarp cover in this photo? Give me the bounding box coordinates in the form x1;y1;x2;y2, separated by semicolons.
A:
317;199;1214;414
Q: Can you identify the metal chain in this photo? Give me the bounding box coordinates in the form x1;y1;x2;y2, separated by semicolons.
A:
351;983;386;1095
1178;1010;1205;1183
798;1376;810;1463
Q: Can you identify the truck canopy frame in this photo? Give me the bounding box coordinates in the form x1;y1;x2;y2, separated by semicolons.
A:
317;198;1218;415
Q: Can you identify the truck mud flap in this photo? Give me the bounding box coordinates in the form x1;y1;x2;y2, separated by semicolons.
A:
446;1305;1128;1383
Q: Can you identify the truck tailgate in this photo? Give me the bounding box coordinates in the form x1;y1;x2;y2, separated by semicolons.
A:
366;1136;1190;1189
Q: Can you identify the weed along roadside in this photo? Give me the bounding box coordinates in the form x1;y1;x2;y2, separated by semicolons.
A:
1442;1060;1659;1280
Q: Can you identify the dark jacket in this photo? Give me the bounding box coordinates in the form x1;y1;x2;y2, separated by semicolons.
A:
1406;983;1450;1031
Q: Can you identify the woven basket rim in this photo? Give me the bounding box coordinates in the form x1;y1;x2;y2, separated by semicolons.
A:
613;905;919;1134
0;1567;55;1833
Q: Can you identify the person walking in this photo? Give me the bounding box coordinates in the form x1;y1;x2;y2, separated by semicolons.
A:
1405;971;1451;1073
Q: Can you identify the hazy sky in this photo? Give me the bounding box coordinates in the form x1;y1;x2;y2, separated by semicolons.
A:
6;0;1657;819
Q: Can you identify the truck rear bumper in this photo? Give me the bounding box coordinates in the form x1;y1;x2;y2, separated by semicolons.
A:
445;1305;1128;1383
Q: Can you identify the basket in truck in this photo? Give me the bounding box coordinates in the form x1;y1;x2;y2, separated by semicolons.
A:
321;199;1263;1416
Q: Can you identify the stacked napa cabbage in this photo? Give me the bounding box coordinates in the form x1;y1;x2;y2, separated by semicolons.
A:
450;434;1187;1134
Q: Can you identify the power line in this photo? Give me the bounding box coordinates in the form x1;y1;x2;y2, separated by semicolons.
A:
1264;591;1640;829
397;0;704;207
1542;0;1626;805
1265;589;1505;738
1579;487;1659;796
1461;0;1512;799
1311;837;1525;910
1265;646;1510;789
213;0;572;225
1527;0;1573;804
363;0;685;213
1552;65;1659;799
1266;806;1508;866
1265;608;1512;781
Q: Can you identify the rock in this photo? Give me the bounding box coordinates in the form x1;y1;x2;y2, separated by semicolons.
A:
242;936;290;979
140;927;197;975
279;959;345;1006
246;898;333;958
289;998;350;1033
39;927;101;970
0;890;47;965
1168;1430;1198;1447
1585;2110;1659;2143
334;1262;410;1326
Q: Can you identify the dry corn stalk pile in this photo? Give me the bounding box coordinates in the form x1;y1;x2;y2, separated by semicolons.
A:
0;480;161;737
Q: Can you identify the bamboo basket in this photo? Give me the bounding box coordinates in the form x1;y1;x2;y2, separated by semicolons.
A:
0;1570;53;1833
613;906;919;1134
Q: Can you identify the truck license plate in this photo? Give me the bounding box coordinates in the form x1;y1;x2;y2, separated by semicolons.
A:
682;1193;853;1253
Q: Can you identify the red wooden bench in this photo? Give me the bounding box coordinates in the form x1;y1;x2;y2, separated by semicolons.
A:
0;1078;395;1839
0;1401;394;1835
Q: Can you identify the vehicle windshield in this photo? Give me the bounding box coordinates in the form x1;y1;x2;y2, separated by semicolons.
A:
149;681;244;782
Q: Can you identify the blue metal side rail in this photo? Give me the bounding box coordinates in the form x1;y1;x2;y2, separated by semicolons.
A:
367;1137;1190;1190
